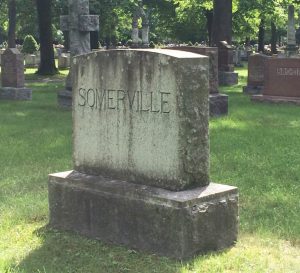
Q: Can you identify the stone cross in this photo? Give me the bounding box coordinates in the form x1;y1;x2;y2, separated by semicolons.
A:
286;5;297;56
58;0;99;108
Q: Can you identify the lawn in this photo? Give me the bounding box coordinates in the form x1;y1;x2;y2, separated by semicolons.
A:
0;65;300;273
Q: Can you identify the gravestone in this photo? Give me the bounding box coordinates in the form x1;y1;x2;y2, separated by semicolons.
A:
164;46;228;116
24;54;39;68
252;58;300;105
218;41;238;85
131;1;149;48
0;48;32;100
243;54;269;95
58;53;70;69
285;5;298;57
233;49;243;67
57;0;99;108
48;49;238;259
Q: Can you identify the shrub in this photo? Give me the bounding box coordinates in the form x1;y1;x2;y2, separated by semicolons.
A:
22;35;39;54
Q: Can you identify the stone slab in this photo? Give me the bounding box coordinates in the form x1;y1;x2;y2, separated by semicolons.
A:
251;94;300;106
263;58;300;97
219;71;238;86
57;90;72;109
0;87;32;100
48;170;239;259
243;85;263;95
209;93;228;116
72;49;210;191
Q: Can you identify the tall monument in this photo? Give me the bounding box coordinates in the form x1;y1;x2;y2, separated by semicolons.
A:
286;5;298;56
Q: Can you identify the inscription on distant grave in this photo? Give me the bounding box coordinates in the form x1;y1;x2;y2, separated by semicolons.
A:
78;88;171;114
276;67;300;76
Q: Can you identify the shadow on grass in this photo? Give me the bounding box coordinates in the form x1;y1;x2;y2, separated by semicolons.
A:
12;226;185;273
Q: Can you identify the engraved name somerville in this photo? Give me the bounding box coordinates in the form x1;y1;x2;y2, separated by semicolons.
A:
78;88;171;114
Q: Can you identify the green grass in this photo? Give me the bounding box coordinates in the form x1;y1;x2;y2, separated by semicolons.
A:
1;65;300;273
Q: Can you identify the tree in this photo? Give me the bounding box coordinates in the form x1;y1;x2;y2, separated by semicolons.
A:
8;0;16;47
36;0;58;75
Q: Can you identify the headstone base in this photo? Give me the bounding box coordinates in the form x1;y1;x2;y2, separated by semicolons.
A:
0;87;32;100
243;85;263;95
57;90;72;109
209;93;228;116
219;71;238;86
49;170;239;259
251;95;300;106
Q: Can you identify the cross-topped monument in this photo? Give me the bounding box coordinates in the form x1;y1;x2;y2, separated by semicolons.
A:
58;0;99;108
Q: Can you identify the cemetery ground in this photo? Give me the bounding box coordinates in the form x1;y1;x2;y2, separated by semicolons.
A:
0;65;300;273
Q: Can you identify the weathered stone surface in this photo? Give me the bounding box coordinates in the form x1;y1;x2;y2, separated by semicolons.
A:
165;46;219;94
57;90;72;108
72;49;209;191
243;54;268;95
49;170;239;259
209;93;228;116
24;54;39;68
0;87;32;100
1;48;25;88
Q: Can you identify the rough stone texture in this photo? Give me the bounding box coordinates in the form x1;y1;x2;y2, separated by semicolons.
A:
57;90;72;108
243;54;268;95
58;0;99;109
219;71;238;86
72;49;209;191
0;87;32;100
131;2;149;48
164;46;228;116
1;48;25;88
209;93;228;116
165;46;219;94
49;171;239;259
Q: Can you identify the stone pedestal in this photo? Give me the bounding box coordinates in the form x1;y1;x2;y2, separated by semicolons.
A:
57;90;72;108
49;171;238;259
0;87;32;100
58;53;71;69
209;93;228;116
219;71;238;86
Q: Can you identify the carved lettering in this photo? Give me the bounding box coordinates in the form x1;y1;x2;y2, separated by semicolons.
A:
77;88;171;114
277;67;300;76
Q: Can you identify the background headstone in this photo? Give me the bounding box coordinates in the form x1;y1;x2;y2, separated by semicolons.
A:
0;48;32;100
57;0;99;108
48;49;238;259
252;58;300;105
243;54;268;94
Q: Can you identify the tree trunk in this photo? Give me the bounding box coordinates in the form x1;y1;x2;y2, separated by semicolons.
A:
8;0;16;48
258;19;265;53
36;0;58;75
212;0;232;45
205;9;213;46
271;21;277;54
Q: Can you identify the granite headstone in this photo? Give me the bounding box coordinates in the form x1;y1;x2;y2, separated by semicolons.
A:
48;49;238;259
